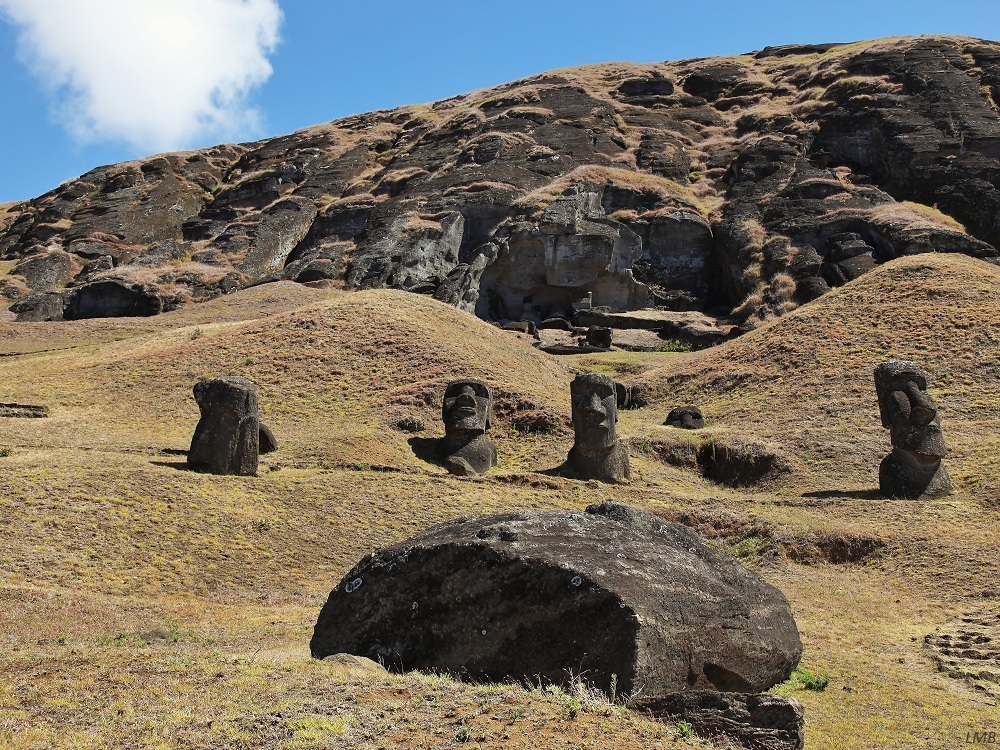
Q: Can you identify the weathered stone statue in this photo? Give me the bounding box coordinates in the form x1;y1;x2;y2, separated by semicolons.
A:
259;422;279;454
874;360;952;498
666;405;705;429
615;381;630;410
440;379;497;476
585;325;612;349
188;376;260;476
567;373;630;482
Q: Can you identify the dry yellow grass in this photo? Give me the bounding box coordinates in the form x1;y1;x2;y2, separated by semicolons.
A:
1;255;998;748
514;165;705;216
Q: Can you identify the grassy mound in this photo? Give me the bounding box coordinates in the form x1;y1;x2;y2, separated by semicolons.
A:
629;252;1000;500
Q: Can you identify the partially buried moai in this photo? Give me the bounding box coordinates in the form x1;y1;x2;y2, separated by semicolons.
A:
874;360;952;498
665;405;704;430
440;379;497;476
568;373;630;483
188;376;261;476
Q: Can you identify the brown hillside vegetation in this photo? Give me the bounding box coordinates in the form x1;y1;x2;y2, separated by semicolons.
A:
1;254;998;749
629;252;1000;501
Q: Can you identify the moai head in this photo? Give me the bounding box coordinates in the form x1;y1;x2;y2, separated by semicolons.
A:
571;373;619;451
874;360;946;458
440;379;497;476
442;379;493;436
666;406;705;430
188;376;260;476
586;326;613;349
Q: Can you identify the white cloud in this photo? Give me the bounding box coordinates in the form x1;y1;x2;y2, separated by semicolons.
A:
0;0;282;153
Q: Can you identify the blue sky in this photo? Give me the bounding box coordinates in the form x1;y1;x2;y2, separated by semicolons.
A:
1;0;998;203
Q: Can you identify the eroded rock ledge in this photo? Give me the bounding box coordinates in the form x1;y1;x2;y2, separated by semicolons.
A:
3;36;999;323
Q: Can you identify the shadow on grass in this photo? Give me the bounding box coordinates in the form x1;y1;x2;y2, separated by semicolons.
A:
150;460;202;473
538;462;575;479
408;436;442;464
801;489;883;500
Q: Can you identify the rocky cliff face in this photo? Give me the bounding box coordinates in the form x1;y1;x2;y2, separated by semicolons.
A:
3;36;999;322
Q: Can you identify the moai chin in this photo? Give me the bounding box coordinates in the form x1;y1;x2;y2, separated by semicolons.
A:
568;373;630;483
440;379;497;476
188;376;260;476
874;360;952;498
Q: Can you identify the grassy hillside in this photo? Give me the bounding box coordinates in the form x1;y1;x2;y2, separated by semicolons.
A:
1;255;998;749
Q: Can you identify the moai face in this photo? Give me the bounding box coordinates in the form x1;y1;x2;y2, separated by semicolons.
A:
874;360;946;458
442;380;493;435
571;373;618;450
666;406;705;430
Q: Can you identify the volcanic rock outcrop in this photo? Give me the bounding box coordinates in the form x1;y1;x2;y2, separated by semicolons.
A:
310;502;803;696
3;36;1000;322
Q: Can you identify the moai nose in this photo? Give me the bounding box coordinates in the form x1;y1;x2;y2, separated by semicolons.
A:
586;393;604;414
907;383;937;424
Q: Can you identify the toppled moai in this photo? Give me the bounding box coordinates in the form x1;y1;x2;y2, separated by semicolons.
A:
874;360;952;498
310;502;803;697
567;373;630;482
188;376;261;476
666;405;705;429
440;379;497;476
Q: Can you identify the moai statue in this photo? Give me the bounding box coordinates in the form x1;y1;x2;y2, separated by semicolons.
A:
874;360;952;498
666;406;705;429
615;381;630;410
441;379;498;476
188;376;261;476
568;373;630;483
585;325;613;349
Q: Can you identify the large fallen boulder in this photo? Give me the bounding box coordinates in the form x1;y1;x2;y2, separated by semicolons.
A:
310;502;802;697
